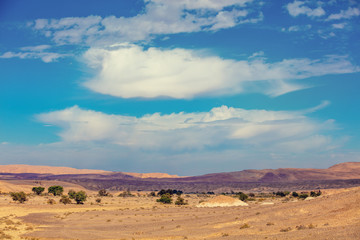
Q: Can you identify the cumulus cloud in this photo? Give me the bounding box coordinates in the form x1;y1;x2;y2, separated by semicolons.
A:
31;0;262;46
36;104;336;153
0;45;70;63
327;7;360;21
82;44;360;98
286;1;325;18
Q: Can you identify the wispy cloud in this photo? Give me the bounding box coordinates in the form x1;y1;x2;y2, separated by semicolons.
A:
31;0;262;46
0;45;70;63
82;44;360;99
331;23;347;29
282;24;312;32
327;7;360;21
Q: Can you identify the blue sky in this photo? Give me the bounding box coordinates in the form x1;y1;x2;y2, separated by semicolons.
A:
0;0;359;175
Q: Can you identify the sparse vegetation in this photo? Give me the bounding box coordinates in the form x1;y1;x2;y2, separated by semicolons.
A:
296;225;306;230
118;189;134;197
48;186;63;196
10;192;27;203
236;192;248;201
95;198;101;203
175;196;188;205
47;199;56;205
73;191;87;204
280;227;292;232
292;192;299;197
68;190;76;199
308;223;316;229
156;193;172;204
98;189;109;197
59;195;72;205
299;193;309;199
32;186;45;195
239;223;250;229
310;190;321;197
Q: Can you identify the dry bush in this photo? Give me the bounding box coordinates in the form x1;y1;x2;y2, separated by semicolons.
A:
59;195;71;205
240;223;250;229
280;227;292;232
47;199;56;205
296;225;306;230
10;192;27;203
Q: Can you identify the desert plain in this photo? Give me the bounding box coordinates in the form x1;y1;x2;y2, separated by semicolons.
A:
0;178;359;240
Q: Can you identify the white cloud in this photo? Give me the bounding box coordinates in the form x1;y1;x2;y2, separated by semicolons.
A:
286;1;325;18
282;24;312;32
0;45;70;63
36;104;336;153
327;7;360;21
331;23;346;29
82;44;360;99
31;0;261;46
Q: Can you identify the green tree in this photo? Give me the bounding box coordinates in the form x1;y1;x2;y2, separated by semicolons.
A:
32;186;45;195
74;191;87;204
48;186;64;196
10;192;28;203
68;189;76;199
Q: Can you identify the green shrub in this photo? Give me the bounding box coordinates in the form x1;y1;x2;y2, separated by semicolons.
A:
10;192;27;203
48;186;64;196
156;193;172;204
32;186;45;195
157;189;174;196
292;192;299;197
310;190;321;197
299;193;308;199
237;192;248;201
60;195;72;205
74;191;87;204
275;191;286;197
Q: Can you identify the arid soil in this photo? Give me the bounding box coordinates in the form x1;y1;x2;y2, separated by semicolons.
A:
0;181;359;240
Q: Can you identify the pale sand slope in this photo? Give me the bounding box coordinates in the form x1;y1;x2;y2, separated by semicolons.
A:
0;180;91;194
0;164;110;175
0;187;357;239
197;195;249;207
0;164;183;178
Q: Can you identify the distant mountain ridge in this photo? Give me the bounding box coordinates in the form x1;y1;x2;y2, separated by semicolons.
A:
0;164;182;179
0;162;359;192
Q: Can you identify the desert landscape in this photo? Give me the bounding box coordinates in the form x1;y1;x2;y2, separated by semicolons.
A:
0;163;359;240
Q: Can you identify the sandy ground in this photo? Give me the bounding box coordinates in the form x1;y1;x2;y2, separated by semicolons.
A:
0;182;359;240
